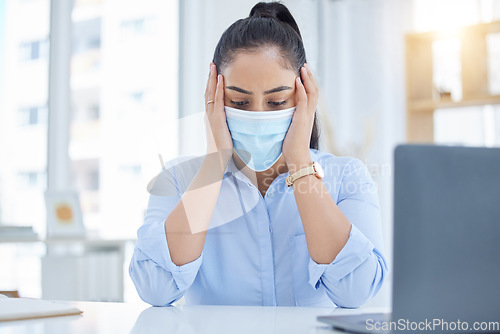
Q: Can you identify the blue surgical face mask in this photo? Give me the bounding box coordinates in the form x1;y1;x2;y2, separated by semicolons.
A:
225;106;295;172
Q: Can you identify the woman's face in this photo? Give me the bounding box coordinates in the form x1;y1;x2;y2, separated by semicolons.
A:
222;47;298;111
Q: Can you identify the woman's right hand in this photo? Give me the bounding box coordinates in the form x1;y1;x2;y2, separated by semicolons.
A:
204;63;233;168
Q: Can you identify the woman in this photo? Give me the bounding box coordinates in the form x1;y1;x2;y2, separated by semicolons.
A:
130;1;387;307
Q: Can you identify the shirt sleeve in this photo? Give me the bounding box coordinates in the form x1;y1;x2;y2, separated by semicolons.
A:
307;158;389;308
129;163;203;307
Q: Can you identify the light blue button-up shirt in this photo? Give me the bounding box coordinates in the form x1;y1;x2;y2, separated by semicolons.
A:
130;149;388;307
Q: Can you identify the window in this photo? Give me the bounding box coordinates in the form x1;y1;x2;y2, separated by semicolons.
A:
72;18;101;54
17;171;46;189
129;91;144;103
19;39;49;61
0;0;49;299
1;0;178;302
70;0;179;239
0;0;49;231
120;17;157;37
18;105;48;126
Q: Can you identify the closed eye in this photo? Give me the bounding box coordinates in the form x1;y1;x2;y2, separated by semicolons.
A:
269;101;287;106
231;101;248;106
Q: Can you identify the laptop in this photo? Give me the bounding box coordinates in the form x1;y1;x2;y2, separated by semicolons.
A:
318;145;500;333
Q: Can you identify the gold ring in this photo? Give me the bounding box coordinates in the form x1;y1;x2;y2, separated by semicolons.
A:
207;100;214;104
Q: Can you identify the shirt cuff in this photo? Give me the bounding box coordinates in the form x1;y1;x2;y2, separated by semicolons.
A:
136;220;203;291
308;224;374;289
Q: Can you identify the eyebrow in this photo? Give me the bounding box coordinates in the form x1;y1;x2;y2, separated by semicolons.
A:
226;85;292;95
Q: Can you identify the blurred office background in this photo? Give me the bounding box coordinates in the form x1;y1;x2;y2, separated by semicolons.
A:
0;0;499;306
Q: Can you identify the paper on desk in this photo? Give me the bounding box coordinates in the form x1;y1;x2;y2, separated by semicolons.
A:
0;297;82;322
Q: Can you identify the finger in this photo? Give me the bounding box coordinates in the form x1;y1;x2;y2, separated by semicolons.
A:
206;64;217;111
300;66;316;96
304;63;318;91
295;76;307;115
301;66;319;110
214;74;224;114
204;63;213;101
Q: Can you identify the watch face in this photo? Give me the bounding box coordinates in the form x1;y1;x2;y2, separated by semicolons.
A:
314;162;325;179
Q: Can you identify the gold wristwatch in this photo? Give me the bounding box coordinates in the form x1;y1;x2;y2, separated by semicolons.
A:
286;161;324;187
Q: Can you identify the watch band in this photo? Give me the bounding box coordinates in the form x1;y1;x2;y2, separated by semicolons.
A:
286;164;315;187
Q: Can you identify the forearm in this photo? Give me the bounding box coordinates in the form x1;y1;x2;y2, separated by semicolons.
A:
291;164;351;264
290;157;388;307
165;153;227;266
129;249;187;306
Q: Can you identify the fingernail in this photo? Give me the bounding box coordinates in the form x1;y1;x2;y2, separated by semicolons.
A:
304;63;309;69
217;74;221;83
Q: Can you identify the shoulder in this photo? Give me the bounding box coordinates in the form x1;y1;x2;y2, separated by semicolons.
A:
148;155;204;195
161;155;203;170
311;150;378;202
160;155;205;177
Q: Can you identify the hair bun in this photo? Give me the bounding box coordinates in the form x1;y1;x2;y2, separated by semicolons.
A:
250;2;280;19
249;1;302;38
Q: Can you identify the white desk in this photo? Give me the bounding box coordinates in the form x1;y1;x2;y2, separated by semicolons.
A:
0;301;387;333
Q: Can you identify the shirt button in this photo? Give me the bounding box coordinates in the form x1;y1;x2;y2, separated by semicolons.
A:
267;192;273;198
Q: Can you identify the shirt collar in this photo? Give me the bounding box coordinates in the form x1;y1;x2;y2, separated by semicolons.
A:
222;149;320;187
224;149;318;174
223;156;254;186
224;156;237;175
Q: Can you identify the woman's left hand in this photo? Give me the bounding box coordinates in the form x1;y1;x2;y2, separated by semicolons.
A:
282;64;319;173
